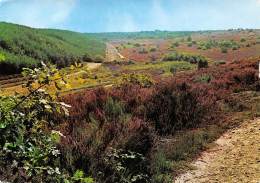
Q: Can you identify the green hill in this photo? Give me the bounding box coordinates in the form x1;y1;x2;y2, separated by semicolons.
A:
86;30;193;40
0;22;105;74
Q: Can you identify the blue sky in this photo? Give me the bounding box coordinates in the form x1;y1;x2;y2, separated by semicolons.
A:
0;0;260;32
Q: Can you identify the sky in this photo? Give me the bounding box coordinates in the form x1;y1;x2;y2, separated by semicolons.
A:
0;0;260;33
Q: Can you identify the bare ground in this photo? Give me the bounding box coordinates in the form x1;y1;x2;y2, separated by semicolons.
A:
174;118;260;183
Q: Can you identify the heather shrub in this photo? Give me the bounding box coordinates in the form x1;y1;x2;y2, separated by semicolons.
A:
146;83;205;135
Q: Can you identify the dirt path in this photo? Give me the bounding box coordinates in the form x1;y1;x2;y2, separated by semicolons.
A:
85;62;101;70
106;43;125;62
174;118;260;183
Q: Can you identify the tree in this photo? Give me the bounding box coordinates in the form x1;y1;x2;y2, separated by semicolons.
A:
187;36;192;42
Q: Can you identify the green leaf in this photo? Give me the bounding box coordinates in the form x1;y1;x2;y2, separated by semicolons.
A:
73;170;84;179
82;177;94;183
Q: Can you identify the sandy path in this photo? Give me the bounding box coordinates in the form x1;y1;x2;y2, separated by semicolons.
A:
174;118;260;183
86;62;102;70
106;43;125;62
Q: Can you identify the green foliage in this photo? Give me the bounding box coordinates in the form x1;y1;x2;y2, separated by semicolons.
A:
0;63;93;182
103;148;150;183
240;38;246;42
171;42;179;48
0;22;105;74
94;55;105;63
187;36;192;42
0;53;5;62
162;52;208;66
151;150;172;183
139;48;148;54
197;59;208;69
69;170;94;183
195;75;212;83
88;30;193;40
221;47;228;53
187;42;193;47
150;47;157;52
214;60;226;66
197;40;239;51
104;97;125;122
120;73;154;88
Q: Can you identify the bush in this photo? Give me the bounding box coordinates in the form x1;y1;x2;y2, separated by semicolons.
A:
119;73;154;88
195;75;212;83
171;42;179;48
187;36;192;42
150;47;157;52
221;47;228;53
134;43;141;47
139;48;148;54
146;83;205;135
197;59;208;69
162;52;208;65
0;63;92;182
94;55;104;63
240;38;246;42
150;150;172;183
214;60;226;66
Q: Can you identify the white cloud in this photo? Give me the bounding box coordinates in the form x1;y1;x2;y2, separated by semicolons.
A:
0;0;76;28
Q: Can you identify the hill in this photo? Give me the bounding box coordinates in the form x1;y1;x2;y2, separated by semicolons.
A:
87;30;193;40
0;22;105;74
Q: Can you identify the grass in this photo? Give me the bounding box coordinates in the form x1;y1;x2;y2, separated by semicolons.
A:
1;61;196;96
122;61;195;75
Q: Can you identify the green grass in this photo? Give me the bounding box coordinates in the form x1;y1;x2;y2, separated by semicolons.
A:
122;61;195;75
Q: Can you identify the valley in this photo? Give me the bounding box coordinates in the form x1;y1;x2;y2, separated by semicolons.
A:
0;22;259;183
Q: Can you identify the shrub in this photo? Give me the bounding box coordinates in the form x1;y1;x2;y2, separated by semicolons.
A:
195;75;212;83
119;73;154;88
162;52;208;65
150;47;157;52
171;42;179;48
197;59;208;69
240;38;246;42
187;36;192;42
134;43;141;47
104;97;125;122
139;48;148;54
146;83;205;135
0;63;92;182
0;53;5;62
214;60;226;66
170;67;177;74
94;55;104;63
150;150;172;183
221;47;228;53
101;148;150;183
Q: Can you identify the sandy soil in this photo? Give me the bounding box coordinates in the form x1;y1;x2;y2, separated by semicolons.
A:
106;43;125;62
174;118;260;183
